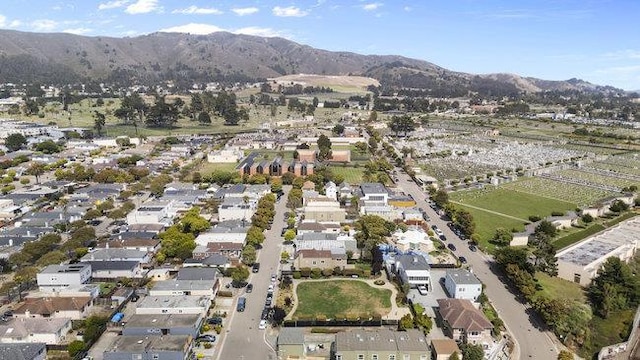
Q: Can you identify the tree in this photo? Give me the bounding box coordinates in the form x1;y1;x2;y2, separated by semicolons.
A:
245;226;265;248
180;207;210;235
317;134;332;161
609;200;630;213
159;225;196;260
270;178;283;194
146;96;179;128
71;226;96;244
197;111;211;124
432;189;449;208
589;257;639;318
388;115;416;137
453;209;475;237
14;266;39;284
492;227;513;246
93;110;106;136
26;162;46;184
557;350;574;360
68;340;85;357
460;344;484;360
36;250;67;267
581;213;594;223
281;251;290;262
448;352;461;360
83;315;108;344
283;229;296;242
332;124;345;135
35;140;61;154
241;245;257;265
231;266;250;285
354;215;396;260
5;133;27;152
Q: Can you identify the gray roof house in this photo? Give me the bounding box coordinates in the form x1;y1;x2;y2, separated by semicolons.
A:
103;335;192;360
122;314;202;337
176;267;218;281
0;343;46;360
395;254;431;289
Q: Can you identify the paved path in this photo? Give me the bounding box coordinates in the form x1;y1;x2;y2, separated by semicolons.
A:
450;200;530;222
285;274;411;321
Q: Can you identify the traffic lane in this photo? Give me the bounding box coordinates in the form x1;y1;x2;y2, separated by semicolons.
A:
216;188;289;360
394;172;558;358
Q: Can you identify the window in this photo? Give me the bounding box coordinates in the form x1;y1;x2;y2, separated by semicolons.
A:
372;355;378;360
357;355;365;360
336;355;342;360
470;331;479;336
132;355;142;360
152;355;159;360
389;355;396;360
574;273;581;283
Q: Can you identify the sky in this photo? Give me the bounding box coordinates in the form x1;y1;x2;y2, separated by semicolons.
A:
0;0;639;90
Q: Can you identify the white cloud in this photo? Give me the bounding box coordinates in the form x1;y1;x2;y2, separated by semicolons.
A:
63;27;92;35
31;19;58;32
595;65;640;75
232;7;259;16
159;23;289;39
9;20;22;28
172;6;223;15
0;14;20;28
362;3;383;11
403;6;412;12
602;49;640;60
272;6;308;17
98;0;129;10
125;0;161;14
159;23;225;35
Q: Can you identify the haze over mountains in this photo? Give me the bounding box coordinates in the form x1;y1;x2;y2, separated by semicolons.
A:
0;29;620;95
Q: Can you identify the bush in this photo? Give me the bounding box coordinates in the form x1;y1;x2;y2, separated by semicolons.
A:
321;268;333;277
292;271;301;279
551;211;565;217
300;267;312;278
310;268;322;279
374;279;385;285
333;267;343;276
528;215;542;222
213;325;222;334
67;340;85;357
203;343;212;349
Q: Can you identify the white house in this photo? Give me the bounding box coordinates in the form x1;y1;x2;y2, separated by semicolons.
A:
207;148;243;163
149;280;219;298
37;264;92;293
126;201;175;226
392;227;434;253
359;183;389;204
0;318;72;345
324;181;337;201
135;296;210;316
395;254;431;289
444;269;483;302
13;297;93;320
217;197;256;222
80;249;150;263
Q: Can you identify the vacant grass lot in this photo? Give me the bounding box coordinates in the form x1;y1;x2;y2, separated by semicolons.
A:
330;166;365;184
534;273;586;302
456;205;527;250
294;280;391;319
450;187;577;221
197;162;239;175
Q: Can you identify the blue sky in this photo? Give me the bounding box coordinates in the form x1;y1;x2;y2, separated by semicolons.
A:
0;0;639;90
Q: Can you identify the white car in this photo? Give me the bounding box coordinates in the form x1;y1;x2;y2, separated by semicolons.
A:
417;285;428;295
267;284;274;293
258;320;268;330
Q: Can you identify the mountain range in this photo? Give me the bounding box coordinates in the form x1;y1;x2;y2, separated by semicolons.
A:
0;29;621;95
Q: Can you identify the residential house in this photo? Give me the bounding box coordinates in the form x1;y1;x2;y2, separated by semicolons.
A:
99;238;161;253
195;220;250;245
333;329;430;360
176;267;219;281
395;254;431;289
303;198;346;223
182;254;230;268
296;149;316;162
126;201;175;226
391;228;434;253
72;184;123;203
122;314;202;337
217;197;256;222
80;248;150;263
296;221;341;235
37;264;92;293
437;298;494;347
85;261;144;279
324;181;337;201
277;327;306;360
103;335;192;360
0;343;46;360
402;209;424;223
444;269;483;302
431;339;462;360
556;217;640;286
149;279;219;298
135;296;210;316
207;147;243;163
295;233;359;260
192;242;243;260
0;199;21;220
294;249;347;270
13;297;92;320
0;318;72;345
358;183;389;204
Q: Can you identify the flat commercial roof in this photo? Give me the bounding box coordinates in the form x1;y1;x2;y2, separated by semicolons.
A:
107;335;189;352
126;314;200;328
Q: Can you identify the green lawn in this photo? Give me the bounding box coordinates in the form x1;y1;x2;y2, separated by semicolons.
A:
450;187;577;221
456;204;527;250
330;166;365;184
534;273;586;302
294;280;392;319
197;162;239;174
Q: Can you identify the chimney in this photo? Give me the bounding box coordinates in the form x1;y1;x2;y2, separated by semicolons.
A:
27;230;31;237
8;239;12;247
105;242;109;249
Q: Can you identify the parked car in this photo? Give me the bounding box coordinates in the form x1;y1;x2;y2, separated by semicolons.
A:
459;256;468;264
265;297;272;307
246;283;253;293
439;234;447;241
417;285;428;295
130;295;140;302
271;273;277;282
267;284;274;293
197;335;216;342
207;317;223;325
447;243;457;251
261;308;270;320
258;320;268;330
252;263;260;273
469;245;478;252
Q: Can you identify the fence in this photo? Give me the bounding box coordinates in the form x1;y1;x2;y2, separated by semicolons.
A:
283;318;398;327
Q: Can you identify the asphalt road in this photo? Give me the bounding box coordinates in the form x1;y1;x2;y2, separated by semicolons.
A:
216;187;290;360
394;170;559;359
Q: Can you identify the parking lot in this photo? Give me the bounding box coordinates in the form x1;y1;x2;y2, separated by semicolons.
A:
406;269;451;339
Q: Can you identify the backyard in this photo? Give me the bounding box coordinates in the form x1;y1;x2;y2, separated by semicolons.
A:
293;280;392;320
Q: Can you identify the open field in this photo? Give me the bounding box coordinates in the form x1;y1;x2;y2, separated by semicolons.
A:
500;177;617;206
450;186;576;221
294;280;391;319
329;166;365;184
456;204;527;248
272;74;379;93
534;273;586;302
197;162;239;175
